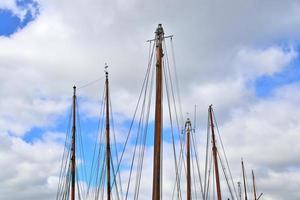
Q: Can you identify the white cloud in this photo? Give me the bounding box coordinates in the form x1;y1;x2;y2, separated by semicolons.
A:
0;97;68;136
235;46;297;77
0;132;63;200
214;82;300;200
0;0;300;199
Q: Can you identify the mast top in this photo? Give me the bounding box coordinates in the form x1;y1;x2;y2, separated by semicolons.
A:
105;63;109;77
185;117;191;127
73;85;76;95
147;24;172;43
155;24;164;40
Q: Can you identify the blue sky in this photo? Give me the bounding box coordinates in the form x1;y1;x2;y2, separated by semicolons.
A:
0;0;39;36
255;53;300;97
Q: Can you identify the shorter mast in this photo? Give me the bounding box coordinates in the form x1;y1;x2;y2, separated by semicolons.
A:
185;118;192;200
71;86;77;200
105;67;111;200
241;159;248;200
252;170;257;200
209;105;222;200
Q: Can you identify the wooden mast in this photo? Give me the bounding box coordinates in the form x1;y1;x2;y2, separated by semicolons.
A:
241;159;248;200
71;86;76;200
152;23;164;200
209;105;222;200
105;68;111;200
252;170;257;200
185;118;192;200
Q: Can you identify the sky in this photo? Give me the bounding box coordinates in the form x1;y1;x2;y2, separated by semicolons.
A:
0;0;300;199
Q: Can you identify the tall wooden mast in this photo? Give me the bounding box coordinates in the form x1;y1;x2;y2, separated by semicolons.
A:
185;118;192;200
241;159;248;200
71;86;76;200
252;170;257;200
209;105;222;200
105;68;111;200
152;23;164;200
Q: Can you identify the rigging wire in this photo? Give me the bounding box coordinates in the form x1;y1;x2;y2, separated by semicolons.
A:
191;147;198;199
76;99;88;198
77;76;105;90
170;37;184;126
134;55;155;200
112;41;156;192
213;109;239;200
109;96;124;200
58;34;195;200
163;40;183;200
204;110;211;200
191;129;205;199
86;73;125;200
56;106;72;200
218;152;235;200
56;94;88;200
87;88;106;196
122;41;156;200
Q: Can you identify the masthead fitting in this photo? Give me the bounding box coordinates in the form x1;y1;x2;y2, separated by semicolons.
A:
104;63;109;76
185;117;192;129
73;85;76;95
155;24;164;39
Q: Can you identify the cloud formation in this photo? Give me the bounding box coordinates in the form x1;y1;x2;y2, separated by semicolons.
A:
0;0;300;199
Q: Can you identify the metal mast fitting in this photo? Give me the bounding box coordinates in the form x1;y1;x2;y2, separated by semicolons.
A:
185;118;192;200
152;23;164;200
71;86;76;200
209;105;222;200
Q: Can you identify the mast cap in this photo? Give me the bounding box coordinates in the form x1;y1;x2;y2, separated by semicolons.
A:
73;85;76;95
155;24;164;37
105;62;109;76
